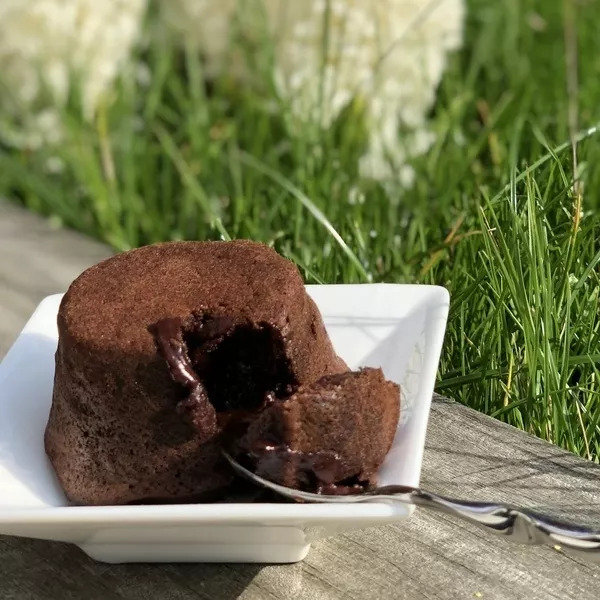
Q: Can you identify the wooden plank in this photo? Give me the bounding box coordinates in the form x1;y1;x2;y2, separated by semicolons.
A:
1;201;600;599
0;201;111;355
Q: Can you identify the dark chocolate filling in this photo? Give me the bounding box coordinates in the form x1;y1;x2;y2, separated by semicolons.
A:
150;315;296;416
185;318;296;412
150;318;217;436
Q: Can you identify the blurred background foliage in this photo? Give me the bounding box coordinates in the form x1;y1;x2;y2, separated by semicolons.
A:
1;0;600;458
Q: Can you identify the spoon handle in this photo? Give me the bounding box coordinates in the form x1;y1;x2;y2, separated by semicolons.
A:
379;486;600;562
221;450;600;562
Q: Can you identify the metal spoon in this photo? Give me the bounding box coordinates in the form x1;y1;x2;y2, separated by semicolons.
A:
222;450;600;563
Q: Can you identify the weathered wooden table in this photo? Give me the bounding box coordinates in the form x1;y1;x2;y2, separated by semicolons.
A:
1;201;599;599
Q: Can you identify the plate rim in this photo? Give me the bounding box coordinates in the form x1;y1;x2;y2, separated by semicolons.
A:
0;283;449;526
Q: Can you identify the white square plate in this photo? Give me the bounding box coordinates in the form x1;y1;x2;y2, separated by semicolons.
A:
0;284;449;563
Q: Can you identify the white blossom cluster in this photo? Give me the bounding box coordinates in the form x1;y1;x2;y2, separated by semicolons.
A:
0;0;146;148
161;0;233;77
0;0;464;182
163;0;465;181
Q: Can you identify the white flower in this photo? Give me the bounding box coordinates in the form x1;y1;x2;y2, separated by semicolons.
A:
161;0;235;77
0;0;147;148
164;0;464;182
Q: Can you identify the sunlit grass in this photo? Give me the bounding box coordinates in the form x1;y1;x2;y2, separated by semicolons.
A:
1;0;600;458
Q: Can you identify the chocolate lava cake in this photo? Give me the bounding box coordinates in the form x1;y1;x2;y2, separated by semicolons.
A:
45;240;400;505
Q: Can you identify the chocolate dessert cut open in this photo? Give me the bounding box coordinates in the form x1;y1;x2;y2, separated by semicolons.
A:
151;315;400;495
45;240;400;505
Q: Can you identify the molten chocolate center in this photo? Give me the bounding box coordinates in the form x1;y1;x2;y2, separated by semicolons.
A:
150;318;217;436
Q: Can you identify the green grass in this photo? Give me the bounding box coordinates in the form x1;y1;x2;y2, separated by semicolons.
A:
2;0;600;458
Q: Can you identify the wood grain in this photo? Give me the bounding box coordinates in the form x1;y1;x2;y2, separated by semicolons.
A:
0;201;110;355
1;200;600;599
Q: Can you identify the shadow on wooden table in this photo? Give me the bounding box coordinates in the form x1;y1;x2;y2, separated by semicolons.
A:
1;536;266;599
